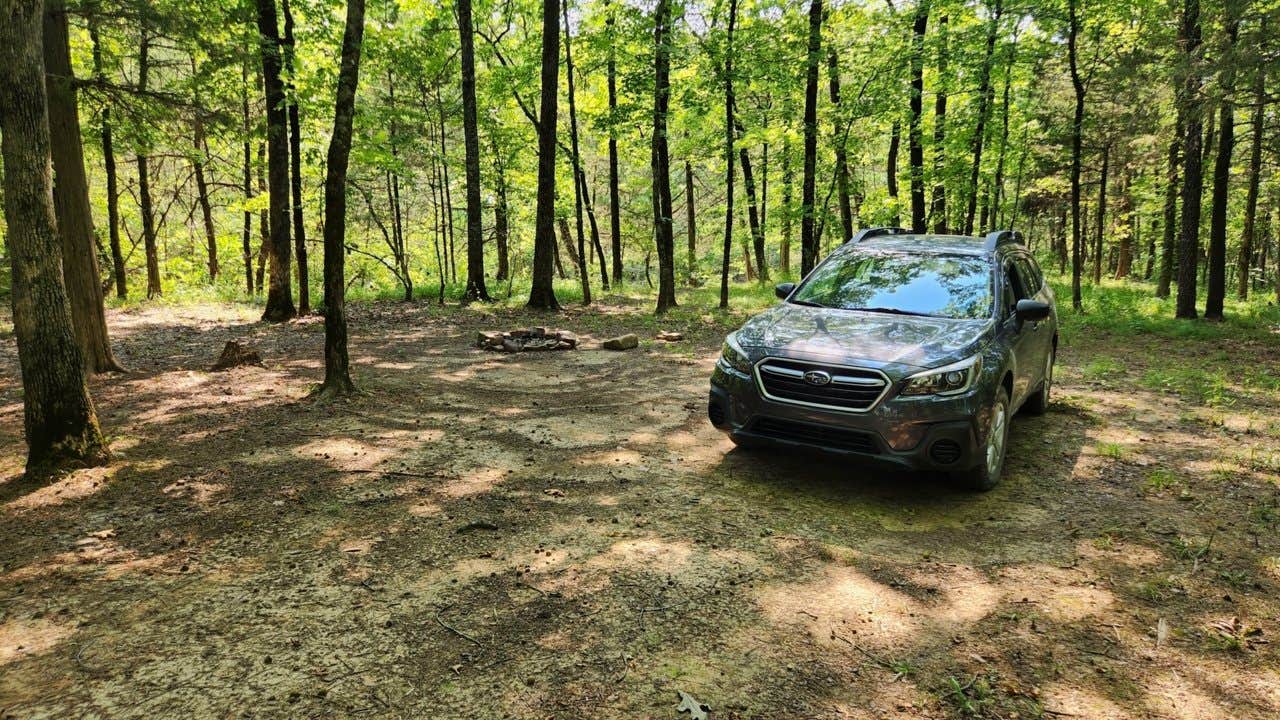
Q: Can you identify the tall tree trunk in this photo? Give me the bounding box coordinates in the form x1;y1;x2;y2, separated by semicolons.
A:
781;134;792;274
827;46;853;242
563;0;591;305
992;38;1016;228
1204;9;1238;319
930;14;949;233
886;121;900;225
241;64;256;294
43;0;121;373
606;3;623;284
0;0;109;474
800;0;823;275
964;0;1002;236
652;0;677;313
256;0;297;321
1157;111;1181;298
528;0;560;310
89;17;126;299
736;121;768;281
459;0;490;302
581;170;609;290
256;141;269;292
1067;0;1084;311
1093;143;1108;284
282;0;309;312
907;1;928;232
192;117;218;282
1174;0;1204;319
492;145;510;283
686;159;696;280
318;0;365;395
136;29;161;298
720;0;738;308
1115;174;1133;278
1239;28;1265;300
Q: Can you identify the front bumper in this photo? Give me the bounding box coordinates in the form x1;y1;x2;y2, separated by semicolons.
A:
709;362;986;472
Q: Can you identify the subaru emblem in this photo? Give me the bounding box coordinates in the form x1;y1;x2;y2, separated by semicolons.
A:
803;370;832;387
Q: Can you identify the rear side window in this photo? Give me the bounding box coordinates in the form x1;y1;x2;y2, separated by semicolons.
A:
1015;257;1043;293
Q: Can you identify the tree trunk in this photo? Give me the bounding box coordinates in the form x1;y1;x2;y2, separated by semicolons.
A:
256;141;269;292
686;159;696;280
491;136;510;282
0;0;110;474
136;29;162;298
1239;29;1265;300
1204;11;1238;319
43;0;122;373
1067;0;1084;311
736;122;768;281
606;4;623;284
1157;110;1181;298
1174;0;1204;320
992;38;1016;228
1093;143;1108;284
652;0;676;313
720;0;738;308
930;14;949;233
1115;174;1133;279
282;0;309;312
563;0;591;305
827;46;853;242
458;0;490;302
886;121;900;225
256;0;297;322
192;119;218;282
528;0;561;310
800;0;823;276
89;17;126;300
241;64;256;294
781;134;792;274
907;2;928;232
964;0;1002;236
318;0;365;395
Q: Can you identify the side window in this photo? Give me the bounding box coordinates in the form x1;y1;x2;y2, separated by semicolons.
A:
1002;261;1024;318
1015;257;1042;295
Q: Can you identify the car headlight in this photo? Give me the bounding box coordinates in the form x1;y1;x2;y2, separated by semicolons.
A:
718;334;753;375
900;355;982;397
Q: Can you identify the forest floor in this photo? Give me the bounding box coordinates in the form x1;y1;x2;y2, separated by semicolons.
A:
1;288;1279;719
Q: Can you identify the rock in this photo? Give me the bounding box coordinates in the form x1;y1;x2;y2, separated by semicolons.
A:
602;333;639;351
211;340;263;371
656;331;684;342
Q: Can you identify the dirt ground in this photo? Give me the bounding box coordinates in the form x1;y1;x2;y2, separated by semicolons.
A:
1;297;1278;719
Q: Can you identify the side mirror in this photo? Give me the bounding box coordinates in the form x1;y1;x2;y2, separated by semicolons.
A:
1015;299;1051;322
775;282;796;300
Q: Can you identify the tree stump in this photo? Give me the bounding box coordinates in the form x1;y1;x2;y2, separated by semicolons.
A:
211;340;264;370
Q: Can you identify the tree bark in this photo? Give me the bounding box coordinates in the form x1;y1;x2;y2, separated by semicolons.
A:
1157;110;1181;298
929;14;948;233
563;0;591;305
1239;27;1265;300
735;120;768;281
491;135;510;282
1174;0;1204;319
686;159;696;280
136;28;161;298
458;0;490;302
781;134;792;274
1204;9;1238;319
886;121;900;225
282;0;309;312
606;3;623;284
191;117;218;282
720;0;738;308
318;0;365;395
43;0;122;373
652;0;676;313
800;0;823;276
1067;0;1084;311
528;0;561;310
1093;143;1108;284
241;63;255;294
907;1;928;232
1;0;110;474
827;46;852;242
963;0;1002;236
256;0;296;322
89;17;126;299
1115;174;1133;279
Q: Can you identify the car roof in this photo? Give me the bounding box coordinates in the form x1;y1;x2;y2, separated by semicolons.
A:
840;233;1000;258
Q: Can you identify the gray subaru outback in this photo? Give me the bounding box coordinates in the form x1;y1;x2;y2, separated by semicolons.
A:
708;228;1057;491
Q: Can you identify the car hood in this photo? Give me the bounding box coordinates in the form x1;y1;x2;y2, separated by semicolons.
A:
735;304;991;370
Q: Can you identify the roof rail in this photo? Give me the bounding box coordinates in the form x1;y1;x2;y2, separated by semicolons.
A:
983;229;1023;251
847;226;911;244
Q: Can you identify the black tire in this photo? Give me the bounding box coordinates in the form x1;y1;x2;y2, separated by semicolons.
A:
1022;348;1054;416
952;387;1010;492
728;434;761;450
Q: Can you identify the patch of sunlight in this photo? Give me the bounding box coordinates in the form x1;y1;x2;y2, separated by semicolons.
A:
756;565;926;649
0;617;76;665
5;465;118;511
1143;669;1234;720
407;501;443;517
901;564;1001;624
162;475;227;506
1040;684;1130;719
508;415;613;449
996;565;1115;622
576;448;644;467
292;434;413;473
438;466;507;498
590;538;694;571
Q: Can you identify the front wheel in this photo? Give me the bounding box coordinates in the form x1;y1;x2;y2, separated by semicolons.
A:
951;387;1010;492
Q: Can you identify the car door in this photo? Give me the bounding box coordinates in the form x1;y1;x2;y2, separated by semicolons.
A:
1013;255;1054;390
999;258;1037;405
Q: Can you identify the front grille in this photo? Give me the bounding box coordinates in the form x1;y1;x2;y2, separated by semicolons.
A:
751;417;880;455
929;439;963;465
756;358;889;412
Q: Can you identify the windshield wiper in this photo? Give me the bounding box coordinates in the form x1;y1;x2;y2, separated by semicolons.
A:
788;299;831;309
848;306;938;317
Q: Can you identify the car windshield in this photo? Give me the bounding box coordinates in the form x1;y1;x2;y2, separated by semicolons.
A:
790;251;993;320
